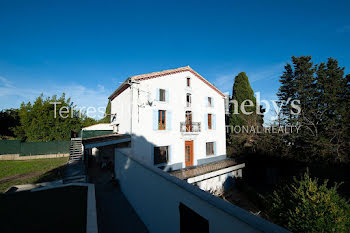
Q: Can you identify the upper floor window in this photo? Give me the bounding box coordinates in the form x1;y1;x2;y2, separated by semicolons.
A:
208;113;212;130
187;77;191;87
158;110;166;130
186;93;191;107
159;89;166;102
154;146;169;164
206;142;215;156
208;97;212;107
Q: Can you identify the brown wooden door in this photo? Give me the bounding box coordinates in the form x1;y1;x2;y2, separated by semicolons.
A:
185;141;193;167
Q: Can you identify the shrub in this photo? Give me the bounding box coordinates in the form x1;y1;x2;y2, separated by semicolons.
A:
267;170;350;233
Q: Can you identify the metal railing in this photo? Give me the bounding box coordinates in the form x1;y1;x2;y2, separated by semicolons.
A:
180;122;201;133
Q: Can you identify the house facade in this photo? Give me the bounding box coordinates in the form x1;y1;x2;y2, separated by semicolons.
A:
108;66;227;171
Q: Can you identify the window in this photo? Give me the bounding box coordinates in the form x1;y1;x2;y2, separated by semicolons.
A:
158;110;166;130
186;93;191;107
208;114;212;129
154;146;169;164
187;77;191;87
208;97;212;107
206;142;214;156
185;111;192;132
179;203;209;233
159;89;166;102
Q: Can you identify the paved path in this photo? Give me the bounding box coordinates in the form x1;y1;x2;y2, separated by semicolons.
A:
89;163;148;233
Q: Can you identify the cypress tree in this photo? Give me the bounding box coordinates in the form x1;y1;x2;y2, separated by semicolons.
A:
229;72;261;128
99;100;111;123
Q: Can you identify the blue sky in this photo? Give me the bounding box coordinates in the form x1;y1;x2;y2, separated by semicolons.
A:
1;0;349;122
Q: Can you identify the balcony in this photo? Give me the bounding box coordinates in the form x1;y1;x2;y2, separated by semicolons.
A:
180;122;201;133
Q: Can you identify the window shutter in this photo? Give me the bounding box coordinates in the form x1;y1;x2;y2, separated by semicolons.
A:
213;114;216;130
212;97;214;107
153;110;158;130
204;114;208;130
214;142;216;155
166;89;169;103
205;96;208;107
156;88;160;101
167;111;172;130
168;145;171;163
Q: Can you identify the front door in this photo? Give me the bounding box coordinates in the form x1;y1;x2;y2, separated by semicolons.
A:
185;141;193;167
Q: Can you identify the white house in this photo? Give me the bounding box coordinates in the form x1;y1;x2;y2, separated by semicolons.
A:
108;66;228;171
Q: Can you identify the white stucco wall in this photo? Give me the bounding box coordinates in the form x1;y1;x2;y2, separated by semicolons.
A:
194;168;243;194
114;149;288;233
110;87;132;134
110;70;227;169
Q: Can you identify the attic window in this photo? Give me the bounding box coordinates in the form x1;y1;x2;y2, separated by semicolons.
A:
187;77;191;87
159;89;166;102
208;97;212;107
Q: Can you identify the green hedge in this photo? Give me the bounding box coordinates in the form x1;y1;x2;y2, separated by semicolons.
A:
0;140;70;156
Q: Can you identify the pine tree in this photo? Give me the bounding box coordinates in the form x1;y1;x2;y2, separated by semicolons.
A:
291;56;317;126
277;63;295;124
277;56;350;162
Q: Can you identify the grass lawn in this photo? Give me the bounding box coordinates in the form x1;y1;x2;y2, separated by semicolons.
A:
0;157;68;193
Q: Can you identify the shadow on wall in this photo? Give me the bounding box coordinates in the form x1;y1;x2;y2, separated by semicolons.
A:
113;134;289;233
130;134;227;172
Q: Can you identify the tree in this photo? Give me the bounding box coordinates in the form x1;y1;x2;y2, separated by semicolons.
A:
267;171;350;232
229;72;262;128
277;63;295;124
0;109;20;138
277;56;350;162
14;94;85;141
99;100;111;123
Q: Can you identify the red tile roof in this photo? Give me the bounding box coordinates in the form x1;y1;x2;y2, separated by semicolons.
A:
109;66;225;100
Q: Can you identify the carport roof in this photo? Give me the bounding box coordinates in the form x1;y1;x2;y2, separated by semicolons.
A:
169;158;238;180
82;134;130;148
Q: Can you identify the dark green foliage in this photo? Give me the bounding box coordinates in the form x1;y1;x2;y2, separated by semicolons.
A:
277;56;350;163
99;100;111;123
229;72;263;127
277;63;295;123
267;171;350;233
0;109;20;138
13;94;97;142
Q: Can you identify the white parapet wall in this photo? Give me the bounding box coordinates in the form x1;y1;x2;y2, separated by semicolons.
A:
188;163;245;194
114;149;289;233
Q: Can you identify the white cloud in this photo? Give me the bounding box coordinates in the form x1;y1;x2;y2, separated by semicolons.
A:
0;76;14;88
0;76;111;119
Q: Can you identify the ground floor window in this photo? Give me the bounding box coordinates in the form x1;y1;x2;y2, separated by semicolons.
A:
206;142;214;156
154;146;169;164
179;202;209;233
